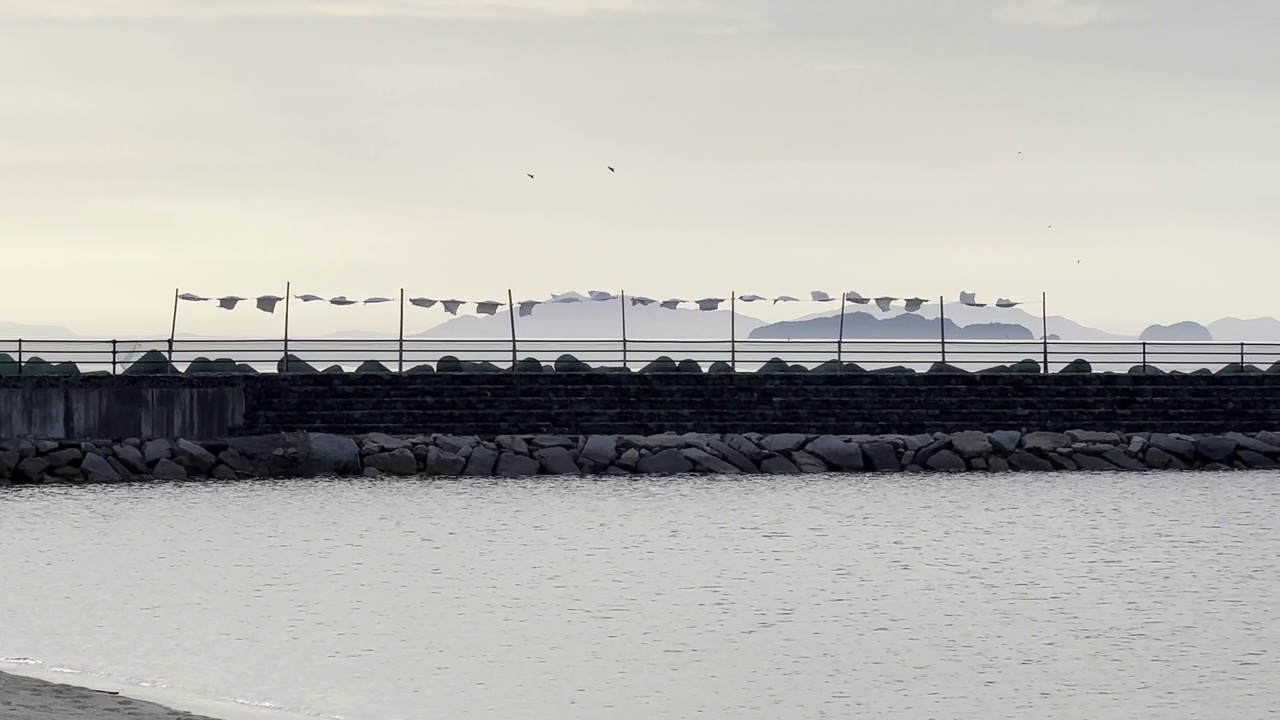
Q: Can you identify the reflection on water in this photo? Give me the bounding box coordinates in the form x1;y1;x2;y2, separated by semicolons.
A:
1;473;1278;720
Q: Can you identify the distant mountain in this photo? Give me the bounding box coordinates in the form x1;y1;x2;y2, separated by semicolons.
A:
1140;321;1212;342
1207;317;1280;342
789;302;1129;341
414;293;765;340
0;321;80;339
749;311;1033;340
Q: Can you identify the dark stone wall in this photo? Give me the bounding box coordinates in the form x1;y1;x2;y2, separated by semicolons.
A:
0;376;247;439
4;372;1279;438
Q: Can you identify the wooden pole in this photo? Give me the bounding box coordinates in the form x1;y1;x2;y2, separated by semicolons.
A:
730;292;737;372
837;291;847;373
1041;291;1048;374
620;290;628;370
398;287;405;374
939;295;947;367
507;289;518;371
168;287;179;374
283;281;292;372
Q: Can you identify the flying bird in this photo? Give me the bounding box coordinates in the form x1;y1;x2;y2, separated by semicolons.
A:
527;173;534;179
608;166;615;172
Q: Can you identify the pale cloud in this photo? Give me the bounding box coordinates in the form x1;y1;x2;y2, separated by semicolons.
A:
0;0;712;20
992;0;1115;29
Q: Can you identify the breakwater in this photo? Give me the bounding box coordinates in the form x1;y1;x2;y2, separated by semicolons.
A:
3;429;1280;485
4;369;1280;439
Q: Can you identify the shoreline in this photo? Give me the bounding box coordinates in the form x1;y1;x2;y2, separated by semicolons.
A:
0;663;322;720
0;668;228;720
4;429;1280;484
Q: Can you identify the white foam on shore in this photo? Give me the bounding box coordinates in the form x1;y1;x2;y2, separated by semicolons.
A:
0;657;345;720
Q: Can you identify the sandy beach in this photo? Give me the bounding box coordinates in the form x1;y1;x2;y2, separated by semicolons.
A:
0;671;224;720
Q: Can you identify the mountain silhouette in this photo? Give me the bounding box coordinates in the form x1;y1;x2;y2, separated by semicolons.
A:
1206;317;1280;342
748;311;1033;340
788;302;1126;341
1139;321;1213;341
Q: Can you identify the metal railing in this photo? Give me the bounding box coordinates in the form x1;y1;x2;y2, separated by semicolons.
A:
2;337;1280;375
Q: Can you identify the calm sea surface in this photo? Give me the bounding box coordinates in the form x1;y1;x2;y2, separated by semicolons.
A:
2;473;1277;720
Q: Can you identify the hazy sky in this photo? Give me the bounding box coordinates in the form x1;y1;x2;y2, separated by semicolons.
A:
1;0;1277;338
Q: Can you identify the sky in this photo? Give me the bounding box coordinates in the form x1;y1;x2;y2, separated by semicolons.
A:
1;0;1277;339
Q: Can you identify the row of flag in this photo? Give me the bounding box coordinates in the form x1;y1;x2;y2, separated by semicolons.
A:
178;290;1027;317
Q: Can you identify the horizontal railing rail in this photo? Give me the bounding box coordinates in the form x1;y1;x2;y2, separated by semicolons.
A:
3;337;1280;375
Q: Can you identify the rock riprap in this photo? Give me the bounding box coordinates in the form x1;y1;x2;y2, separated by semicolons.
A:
3;429;1280;484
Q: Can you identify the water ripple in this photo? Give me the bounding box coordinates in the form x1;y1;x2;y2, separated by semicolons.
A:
1;472;1278;720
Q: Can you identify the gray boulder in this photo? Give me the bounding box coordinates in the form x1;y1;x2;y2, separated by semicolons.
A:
436;435;480;455
725;434;764;460
790;451;829;474
299;433;362;477
989;431;1022;456
1236;450;1279;469
636;449;694;475
1256;431;1280;448
366;448;417;476
80;452;123;482
1224;432;1280;457
143;439;172;464
0;450;19;479
950;432;992;459
464;446;499;476
495;435;530;455
759;454;800;474
424;446;467;476
174;439;217;475
114;445;148;474
152;458;188;480
364;433;411;452
1072;454;1116;472
1049;454;1077;471
1022;432;1068;455
44;448;83;469
496;452;541;477
534;447;581;475
1102;449;1145;470
579;435;618;471
1142;447;1186;470
804;436;864;471
925;449;967;472
218;448;255;475
1149;434;1196;462
860;442;901;472
681;448;740;474
760;434;810;454
1007;451;1054;472
1066;430;1121;445
1197;436;1237;463
709;440;757;473
616;448;641;470
914;438;952;468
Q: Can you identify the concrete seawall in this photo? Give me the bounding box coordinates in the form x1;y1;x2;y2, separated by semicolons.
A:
3;372;1280;440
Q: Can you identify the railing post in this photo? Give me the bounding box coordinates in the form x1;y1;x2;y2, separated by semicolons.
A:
1240;342;1246;370
1141;341;1147;373
111;339;118;375
730;291;737;372
16;339;22;375
938;296;947;366
166;337;174;374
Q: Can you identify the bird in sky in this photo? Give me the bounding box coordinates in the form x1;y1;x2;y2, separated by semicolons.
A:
527;173;534;179
608;166;615;172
